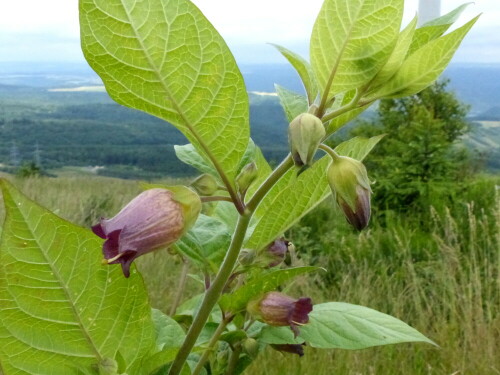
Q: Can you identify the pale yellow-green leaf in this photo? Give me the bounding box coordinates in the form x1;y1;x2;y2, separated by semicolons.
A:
275;84;309;123
408;3;471;55
365;16;479;100
272;44;319;105
79;0;249;181
310;0;403;98
370;15;418;90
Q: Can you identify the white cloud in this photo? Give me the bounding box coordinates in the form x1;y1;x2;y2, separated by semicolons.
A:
0;0;498;63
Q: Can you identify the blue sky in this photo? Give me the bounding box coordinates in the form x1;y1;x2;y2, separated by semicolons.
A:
0;0;497;65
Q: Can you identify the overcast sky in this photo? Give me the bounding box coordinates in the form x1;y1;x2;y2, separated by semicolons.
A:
0;0;497;65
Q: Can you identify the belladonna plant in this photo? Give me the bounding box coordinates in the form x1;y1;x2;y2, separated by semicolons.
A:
0;0;477;374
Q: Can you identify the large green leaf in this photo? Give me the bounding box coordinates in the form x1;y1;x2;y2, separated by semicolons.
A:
299;302;436;349
0;179;155;375
310;0;403;98
176;214;232;271
408;3;471;55
219;267;319;313
245;157;331;251
272;44;318;105
366;16;478;100
334;135;385;161
369;15;418;90
79;0;249;181
275;84;308;123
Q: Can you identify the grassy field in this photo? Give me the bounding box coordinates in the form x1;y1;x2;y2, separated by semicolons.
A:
0;174;498;375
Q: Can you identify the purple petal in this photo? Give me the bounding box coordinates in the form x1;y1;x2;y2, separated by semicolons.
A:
91;222;107;239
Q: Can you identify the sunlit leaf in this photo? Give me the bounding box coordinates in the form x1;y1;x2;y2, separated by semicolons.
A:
272;44;318;104
275;84;309;123
310;0;403;98
0;179;155;375
299;302;436;349
365;16;478;100
80;0;249;181
408;3;471;55
334;135;385;161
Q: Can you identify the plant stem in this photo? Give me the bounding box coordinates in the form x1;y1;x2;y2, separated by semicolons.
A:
318;144;341;162
200;195;234;203
224;344;242;375
192;318;230;375
246;155;294;212
169;257;189;316
168;213;252;375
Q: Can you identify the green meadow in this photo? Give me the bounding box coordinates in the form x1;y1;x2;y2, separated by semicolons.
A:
1;173;498;375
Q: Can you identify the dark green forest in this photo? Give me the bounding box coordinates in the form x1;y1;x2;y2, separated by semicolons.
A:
0;80;499;179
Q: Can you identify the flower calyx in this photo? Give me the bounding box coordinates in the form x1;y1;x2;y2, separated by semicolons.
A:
288;113;325;167
327;156;371;230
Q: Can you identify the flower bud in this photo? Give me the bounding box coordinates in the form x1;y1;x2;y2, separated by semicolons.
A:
288;113;325;167
247;292;313;337
92;187;201;277
270;343;306;357
239;248;256;266
242;338;260;358
190;174;218;196
265;238;292;267
236;162;258;196
327;156;371;231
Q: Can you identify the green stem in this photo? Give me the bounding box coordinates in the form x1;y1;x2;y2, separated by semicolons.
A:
200;195;233;203
318;144;341;162
192;318;230;375
169;257;189;316
224;344;242;375
168;213;252;375
246;155;294;212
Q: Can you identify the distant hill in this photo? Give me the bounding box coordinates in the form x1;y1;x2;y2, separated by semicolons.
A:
0;62;499;177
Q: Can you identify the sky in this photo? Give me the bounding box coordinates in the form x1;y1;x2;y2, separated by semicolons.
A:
0;0;498;65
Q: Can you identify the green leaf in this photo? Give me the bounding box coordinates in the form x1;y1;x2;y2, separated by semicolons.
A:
152;309;185;351
310;0;403;98
366;16;478;100
176;214;232;271
325;90;368;133
272;44;318;104
299;302;436;349
275;84;309;123
174;144;218;178
408;3;471;55
370;15;418;90
245;157;331;251
258;325;304;345
80;0;249;181
219;267;319;313
334;135;385;161
0;179;155;375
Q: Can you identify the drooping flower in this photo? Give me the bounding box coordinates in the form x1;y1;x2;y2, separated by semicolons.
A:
270;343;306;357
288;113;325;167
92;187;201;277
247;292;313;337
265;238;293;267
327;155;372;230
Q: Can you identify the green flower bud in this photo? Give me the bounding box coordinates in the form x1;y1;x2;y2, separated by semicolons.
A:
288;113;325;167
190;174;219;196
327;156;371;230
236;162;258;195
242;338;259;359
239;248;256;266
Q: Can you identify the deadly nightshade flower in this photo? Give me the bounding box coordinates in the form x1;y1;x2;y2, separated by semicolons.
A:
288;113;325;167
190;174;219;196
270;343;306;357
266;238;293;267
327;155;372;231
247;291;313;337
92;187;201;277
